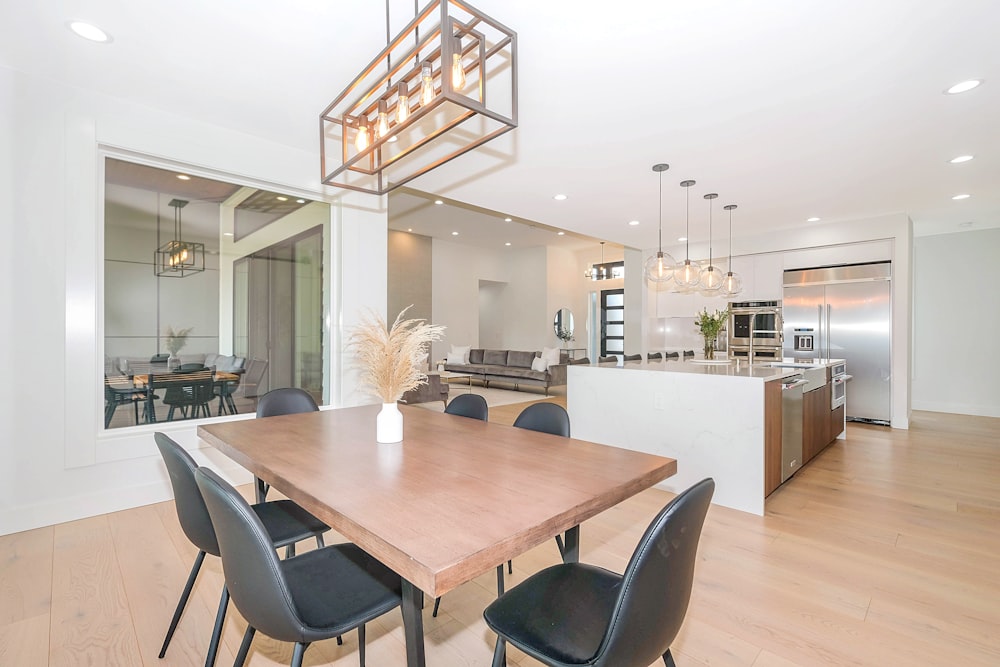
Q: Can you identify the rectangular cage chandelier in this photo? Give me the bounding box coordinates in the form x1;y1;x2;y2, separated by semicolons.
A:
154;199;205;278
320;0;517;195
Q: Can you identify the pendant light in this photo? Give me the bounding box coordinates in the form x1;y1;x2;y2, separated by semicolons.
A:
721;204;743;296
698;193;724;292
674;180;701;288
155;198;205;278
643;163;676;288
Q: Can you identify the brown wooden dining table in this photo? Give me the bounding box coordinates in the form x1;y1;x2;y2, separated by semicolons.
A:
197;403;677;667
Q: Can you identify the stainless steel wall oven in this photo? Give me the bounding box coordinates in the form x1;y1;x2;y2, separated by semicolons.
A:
728;300;783;359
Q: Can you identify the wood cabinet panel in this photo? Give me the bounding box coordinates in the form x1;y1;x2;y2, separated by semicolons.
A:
764;380;782;497
802;387;824;463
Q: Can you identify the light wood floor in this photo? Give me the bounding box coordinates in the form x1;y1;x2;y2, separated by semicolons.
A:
2;408;998;666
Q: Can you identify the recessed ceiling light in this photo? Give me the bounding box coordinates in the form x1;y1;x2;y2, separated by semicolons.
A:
949;155;974;163
176;174;190;181
677;236;687;242
296;199;306;204
807;217;821;222
68;21;111;43
952;193;971;200
553;194;567;201
451;231;459;236
945;80;982;94
504;217;512;222
557;231;565;236
223;232;234;237
407;228;413;232
505;242;511;246
434;200;444;205
628;220;640;226
276;196;288;201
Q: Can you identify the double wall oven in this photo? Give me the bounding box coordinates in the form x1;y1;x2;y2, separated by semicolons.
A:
728;300;783;360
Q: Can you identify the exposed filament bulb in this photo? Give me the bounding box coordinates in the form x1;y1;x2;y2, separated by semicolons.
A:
420;61;434;106
451;37;465;89
396;82;410;123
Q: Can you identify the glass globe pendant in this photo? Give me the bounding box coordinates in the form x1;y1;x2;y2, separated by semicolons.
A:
674;180;701;289
721;204;743;297
698;193;724;293
643;163;676;288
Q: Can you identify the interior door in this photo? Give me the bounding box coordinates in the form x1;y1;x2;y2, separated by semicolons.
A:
601;289;625;357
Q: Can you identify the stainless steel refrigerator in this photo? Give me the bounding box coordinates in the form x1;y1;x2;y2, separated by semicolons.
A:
783;262;891;425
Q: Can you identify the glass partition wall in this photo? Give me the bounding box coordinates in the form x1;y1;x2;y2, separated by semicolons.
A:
103;157;327;429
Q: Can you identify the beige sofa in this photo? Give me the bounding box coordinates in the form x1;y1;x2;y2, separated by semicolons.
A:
443;348;567;395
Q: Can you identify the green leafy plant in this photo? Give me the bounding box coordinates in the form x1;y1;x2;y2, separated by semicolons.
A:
164;326;193;355
556;328;574;342
694;307;728;341
348;306;446;403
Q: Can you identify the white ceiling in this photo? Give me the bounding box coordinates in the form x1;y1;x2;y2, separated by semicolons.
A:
4;0;999;250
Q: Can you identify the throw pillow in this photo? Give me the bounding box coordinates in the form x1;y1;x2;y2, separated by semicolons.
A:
446;351;466;365
450;344;471;364
531;356;547;372
542;346;561;368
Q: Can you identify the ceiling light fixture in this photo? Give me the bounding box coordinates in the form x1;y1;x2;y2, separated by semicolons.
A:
643;163;676;289
176;174;191;181
434;199;444;205
952;194;970;200
807;217;821;222
945;80;982;94
553;194;567;201
698;193;723;293
155;199;205;278
68;21;111;43
504;217;512;222
451;231;459;236
674;180;700;290
721;204;742;297
319;0;517;195
557;231;565;236
949;155;974;163
505;242;511;246
628;220;640;226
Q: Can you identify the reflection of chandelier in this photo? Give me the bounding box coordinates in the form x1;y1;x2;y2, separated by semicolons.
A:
320;0;517;195
585;241;623;281
155;199;205;278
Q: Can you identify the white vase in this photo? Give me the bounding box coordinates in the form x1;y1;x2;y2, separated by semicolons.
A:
376;402;403;443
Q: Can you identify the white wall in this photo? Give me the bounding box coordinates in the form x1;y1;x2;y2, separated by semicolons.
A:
0;66;387;536
912;229;1000;417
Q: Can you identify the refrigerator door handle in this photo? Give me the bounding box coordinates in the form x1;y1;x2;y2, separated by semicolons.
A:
826;304;832;358
817;304;823;358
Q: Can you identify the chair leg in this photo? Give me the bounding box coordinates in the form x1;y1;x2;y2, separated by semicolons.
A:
663;648;676;667
496;564;505;596
432;596;442;618
507;559;512;575
491;636;507;667
204;585;229;667
336;635;343;645
358;623;366;667
285;543;295;558
315;533;325;549
255;476;268;503
290;642;309;667
159;550;206;658
555;534;565;558
234;626;256;667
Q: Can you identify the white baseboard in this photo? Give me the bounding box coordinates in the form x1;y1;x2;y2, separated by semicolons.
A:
0;460;253;537
911;401;1000;418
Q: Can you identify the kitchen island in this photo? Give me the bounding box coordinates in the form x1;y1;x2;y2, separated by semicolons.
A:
567;357;844;515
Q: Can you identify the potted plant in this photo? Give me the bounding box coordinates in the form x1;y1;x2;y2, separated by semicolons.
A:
348;306;445;443
694;307;728;360
556;327;574;348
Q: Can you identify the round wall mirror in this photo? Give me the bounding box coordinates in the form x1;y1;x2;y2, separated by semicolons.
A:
554;308;574;341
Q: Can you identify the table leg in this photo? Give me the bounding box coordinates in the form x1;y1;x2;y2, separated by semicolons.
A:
562;525;580;563
400;579;426;667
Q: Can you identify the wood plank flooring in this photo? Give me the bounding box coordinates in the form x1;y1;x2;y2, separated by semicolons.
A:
2;408;998;666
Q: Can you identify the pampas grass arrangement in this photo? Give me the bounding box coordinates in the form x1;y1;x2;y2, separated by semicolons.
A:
348;306;446;403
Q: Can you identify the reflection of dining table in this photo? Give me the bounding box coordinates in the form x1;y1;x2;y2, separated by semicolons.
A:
133;370;241;421
198;403;677;667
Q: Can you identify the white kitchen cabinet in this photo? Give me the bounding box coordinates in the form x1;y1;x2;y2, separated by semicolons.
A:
752;253;784;301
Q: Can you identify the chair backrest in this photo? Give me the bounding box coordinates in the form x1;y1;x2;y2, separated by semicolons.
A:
574;357;591;364
598;355;617;364
444;393;488;421
592;478;715;667
194;467;305;642
682;350;695;357
154;432;219;556
151;370;216;405
236;358;269;399
623;354;642;362
175;363;208;373
512;402;570;437
647;352;663;361
257;387;319;418
664;351;680;360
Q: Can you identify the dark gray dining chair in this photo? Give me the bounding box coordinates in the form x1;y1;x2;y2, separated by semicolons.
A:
253;387;319;503
154;433;328;667
598;355;617;363
664;351;680;360
623;353;642;362
513;402;571;438
443;392;489;421
195;467;403;667
648;352;663;361
484;478;715;667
